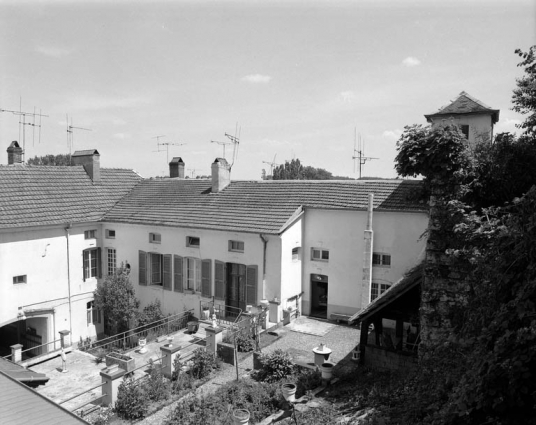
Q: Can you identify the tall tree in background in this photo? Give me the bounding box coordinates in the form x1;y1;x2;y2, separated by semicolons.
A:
512;45;536;137
272;158;335;180
27;154;72;166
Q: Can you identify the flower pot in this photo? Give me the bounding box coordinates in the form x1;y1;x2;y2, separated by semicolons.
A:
202;309;210;320
187;321;199;334
232;408;250;425
281;383;297;402
319;362;334;383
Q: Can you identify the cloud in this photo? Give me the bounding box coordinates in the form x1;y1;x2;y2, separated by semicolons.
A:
242;74;272;84
495;117;521;134
65;95;150;111
35;45;72;58
402;56;421;67
112;118;127;126
113;133;128;140
382;129;403;140
340;91;357;103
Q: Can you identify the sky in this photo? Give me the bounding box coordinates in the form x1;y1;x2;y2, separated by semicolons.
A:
0;0;534;179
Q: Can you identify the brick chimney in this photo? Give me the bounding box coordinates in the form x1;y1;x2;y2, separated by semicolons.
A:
72;149;100;184
211;158;231;193
7;141;23;165
169;157;185;178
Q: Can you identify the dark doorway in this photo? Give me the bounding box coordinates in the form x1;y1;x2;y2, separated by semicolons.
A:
310;274;328;319
226;263;247;312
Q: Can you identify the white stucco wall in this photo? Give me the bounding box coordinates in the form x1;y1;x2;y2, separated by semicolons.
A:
279;217;303;310
431;114;493;146
102;222;283;317
0;223;103;347
302;208;427;318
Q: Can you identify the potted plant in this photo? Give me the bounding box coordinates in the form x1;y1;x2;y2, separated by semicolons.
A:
105;351;136;373
232;408;250;425
319;362;334;383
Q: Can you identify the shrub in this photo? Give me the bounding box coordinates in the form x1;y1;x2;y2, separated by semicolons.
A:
252;349;295;383
190;348;216;380
114;376;148;420
236;328;255;352
85;406;113;425
171;355;195;394
145;359;170;402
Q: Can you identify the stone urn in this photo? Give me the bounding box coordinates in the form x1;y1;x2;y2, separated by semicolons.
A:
232;408;250;425
312;343;332;367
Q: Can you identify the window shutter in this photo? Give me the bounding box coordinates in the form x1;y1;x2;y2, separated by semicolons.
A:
83;250;88;282
246;265;258;306
139;250;147;286
163;254;172;291
201;259;212;298
214;260;226;300
97;247;102;279
173;255;183;292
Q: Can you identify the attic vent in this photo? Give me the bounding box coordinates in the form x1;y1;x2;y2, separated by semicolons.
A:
149;233;161;244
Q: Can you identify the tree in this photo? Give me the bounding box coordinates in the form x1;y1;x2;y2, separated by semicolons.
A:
27;154;72;165
93;266;140;334
272;158;334;180
512;45;536;137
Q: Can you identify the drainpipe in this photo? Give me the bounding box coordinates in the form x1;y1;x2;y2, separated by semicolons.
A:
64;224;73;339
360;194;374;311
259;234;268;300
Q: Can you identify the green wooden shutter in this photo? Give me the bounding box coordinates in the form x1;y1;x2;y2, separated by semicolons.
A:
163;254;172;291
201;259;212;297
139;250;147;286
83;250;89;282
214;260;226;300
246;265;258;306
173;255;183;292
97;247;102;279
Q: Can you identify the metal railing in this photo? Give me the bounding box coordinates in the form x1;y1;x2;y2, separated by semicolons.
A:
82;310;193;358
200;301;242;327
2;338;62;362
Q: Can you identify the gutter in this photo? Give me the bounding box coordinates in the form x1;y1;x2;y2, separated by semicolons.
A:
259;234;268;300
64;224;73;338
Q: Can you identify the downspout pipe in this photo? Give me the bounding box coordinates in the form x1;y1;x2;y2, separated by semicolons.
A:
259;234;268;300
360;194;374;311
64;224;73;339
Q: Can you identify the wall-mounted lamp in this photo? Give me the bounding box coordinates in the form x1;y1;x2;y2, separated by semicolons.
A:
17;307;26;321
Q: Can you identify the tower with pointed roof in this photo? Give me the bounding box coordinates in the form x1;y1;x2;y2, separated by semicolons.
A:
425;91;500;147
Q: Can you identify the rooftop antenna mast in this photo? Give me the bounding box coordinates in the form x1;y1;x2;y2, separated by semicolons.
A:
66;114;92;158
188;168;199;178
155;141;187;164
262;154;280;177
352;128;378;179
225;122;241;168
210;139;232;159
1;99;48;162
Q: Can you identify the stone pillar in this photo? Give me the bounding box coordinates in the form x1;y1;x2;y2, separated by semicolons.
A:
205;326;223;357
10;344;23;363
59;330;71;348
260;309;269;330
160;343;181;379
269;299;281;324
100;365;126;407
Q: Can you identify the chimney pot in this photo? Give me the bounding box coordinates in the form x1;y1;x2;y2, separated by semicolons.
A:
169;157;185;178
211;157;231;193
7;141;23;165
72;149;101;183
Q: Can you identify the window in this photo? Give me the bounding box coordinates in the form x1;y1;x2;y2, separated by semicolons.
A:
149;232;161;243
311;248;329;261
371;282;391;301
372;253;391;267
228;240;244;252
83;248;101;281
150;253;163;285
87;301;101;325
105;229;116;239
186;258;201;291
187;236;200;247
107;248;116;275
13;275;27;284
84;229;97;239
292;247;300;262
459;124;470;139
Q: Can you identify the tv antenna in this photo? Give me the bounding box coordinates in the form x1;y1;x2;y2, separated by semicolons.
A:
210;139;232;159
153;137;187;163
66;114;92;157
262;154;280;177
352;128;378;179
225;122;241;168
188;168;199;178
1;99;48;161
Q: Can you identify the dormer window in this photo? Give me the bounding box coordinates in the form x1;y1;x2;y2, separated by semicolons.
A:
84;230;97;239
229;240;244;252
105;229;116;239
149;233;161;244
187;236;200;247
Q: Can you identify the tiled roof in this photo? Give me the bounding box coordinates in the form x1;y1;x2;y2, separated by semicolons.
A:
104;179;427;234
425;91;500;123
0;370;88;424
0;357;49;388
353;263;423;323
0;165;141;229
